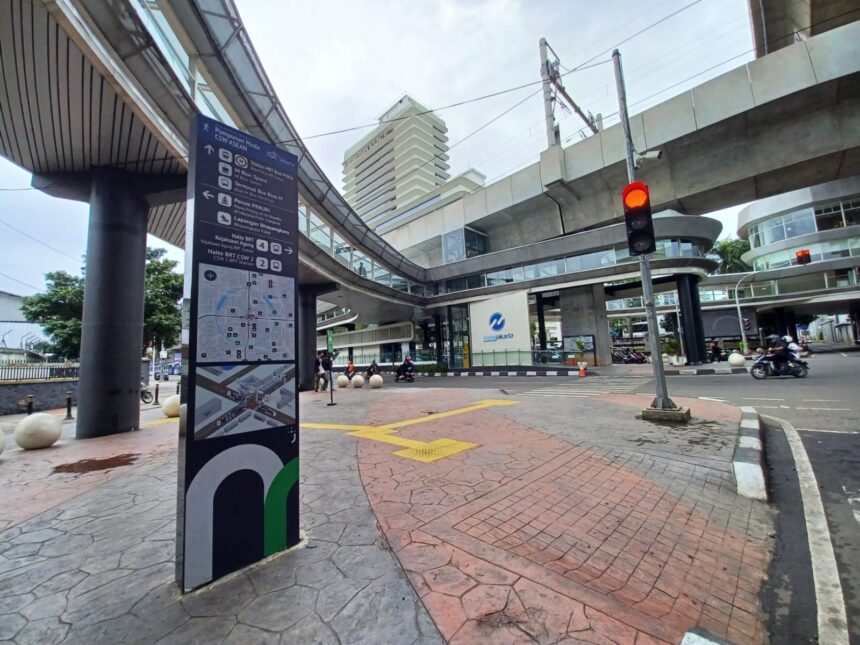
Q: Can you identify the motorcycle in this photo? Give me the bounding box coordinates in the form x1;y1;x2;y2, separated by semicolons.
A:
750;353;808;379
394;367;415;383
140;381;155;404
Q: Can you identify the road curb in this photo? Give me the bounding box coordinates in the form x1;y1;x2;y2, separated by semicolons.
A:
733;406;768;501
665;367;748;376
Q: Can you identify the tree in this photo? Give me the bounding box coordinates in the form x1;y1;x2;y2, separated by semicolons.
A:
709;237;752;274
21;247;183;360
142;248;184;353
20;271;84;360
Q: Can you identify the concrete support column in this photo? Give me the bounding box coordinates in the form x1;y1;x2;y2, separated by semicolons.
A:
535;292;547;350
76;170;148;439
434;314;444;364
677;275;706;365
297;288;319;392
558;284;612;366
850;305;860;343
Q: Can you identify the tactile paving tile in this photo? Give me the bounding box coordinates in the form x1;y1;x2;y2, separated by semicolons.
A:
393;438;479;463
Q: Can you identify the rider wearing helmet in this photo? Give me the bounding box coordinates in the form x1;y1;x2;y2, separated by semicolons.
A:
766;334;790;374
783;335;802;361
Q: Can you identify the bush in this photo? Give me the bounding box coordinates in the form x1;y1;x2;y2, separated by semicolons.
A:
661;338;680;355
416;362;447;374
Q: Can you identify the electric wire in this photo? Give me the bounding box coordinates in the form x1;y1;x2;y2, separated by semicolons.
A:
0;270;41;292
0;5;855;195
0;216;80;262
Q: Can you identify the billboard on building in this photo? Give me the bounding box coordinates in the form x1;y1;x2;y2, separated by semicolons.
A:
469;290;531;366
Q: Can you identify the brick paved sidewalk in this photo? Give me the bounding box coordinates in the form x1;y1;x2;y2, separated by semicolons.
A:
347;389;775;644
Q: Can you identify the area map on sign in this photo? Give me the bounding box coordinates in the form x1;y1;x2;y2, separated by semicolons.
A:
196;263;294;363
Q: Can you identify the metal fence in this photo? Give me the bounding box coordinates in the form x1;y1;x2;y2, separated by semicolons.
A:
471;349;593;367
0;362;80;382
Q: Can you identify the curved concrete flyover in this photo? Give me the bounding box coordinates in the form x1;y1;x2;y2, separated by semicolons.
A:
382;21;860;256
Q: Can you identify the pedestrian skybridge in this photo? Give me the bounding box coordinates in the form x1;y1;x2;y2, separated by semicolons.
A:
1;0;858;423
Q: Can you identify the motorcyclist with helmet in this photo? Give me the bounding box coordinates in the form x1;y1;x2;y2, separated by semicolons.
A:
395;355;415;382
765;334;791;375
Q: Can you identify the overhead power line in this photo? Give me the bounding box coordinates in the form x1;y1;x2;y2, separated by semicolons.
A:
0;270;41;292
0;216;80;262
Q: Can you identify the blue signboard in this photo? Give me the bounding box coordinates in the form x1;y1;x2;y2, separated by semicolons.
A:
177;114;300;592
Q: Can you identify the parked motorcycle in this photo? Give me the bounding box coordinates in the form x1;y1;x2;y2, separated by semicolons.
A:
750;353;808;379
140;381;154;404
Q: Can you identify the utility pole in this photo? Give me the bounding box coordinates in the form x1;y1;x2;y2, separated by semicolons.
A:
539;38;598;147
539;39;560;148
612;49;680;414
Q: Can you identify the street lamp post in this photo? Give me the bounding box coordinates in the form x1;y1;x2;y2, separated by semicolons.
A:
734;272;756;355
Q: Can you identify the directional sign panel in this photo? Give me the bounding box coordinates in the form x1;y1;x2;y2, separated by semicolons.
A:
177;114;300;592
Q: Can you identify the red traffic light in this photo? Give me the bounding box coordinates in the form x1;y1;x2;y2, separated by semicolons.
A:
621;181;655;255
622;181;650;209
795;249;811;265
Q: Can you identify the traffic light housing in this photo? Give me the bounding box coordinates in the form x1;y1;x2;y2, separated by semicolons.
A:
795;249;811;265
622;181;656;255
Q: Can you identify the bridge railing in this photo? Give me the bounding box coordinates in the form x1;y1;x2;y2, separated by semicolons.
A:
0;363;80;383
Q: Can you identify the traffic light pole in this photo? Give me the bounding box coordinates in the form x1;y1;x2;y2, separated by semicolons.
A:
613;49;676;411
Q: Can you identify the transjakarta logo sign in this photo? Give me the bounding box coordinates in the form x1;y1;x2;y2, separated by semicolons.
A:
485;312;513;342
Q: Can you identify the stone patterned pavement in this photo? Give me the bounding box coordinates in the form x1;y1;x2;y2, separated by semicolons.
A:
0;386;774;644
0;402;440;644
349;389;774;644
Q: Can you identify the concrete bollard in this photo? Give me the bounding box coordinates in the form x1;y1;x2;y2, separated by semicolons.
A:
65;391;74;420
14;413;62;449
155;383;160;405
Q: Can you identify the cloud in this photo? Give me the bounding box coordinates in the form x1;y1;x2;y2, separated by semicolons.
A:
0;0;754;291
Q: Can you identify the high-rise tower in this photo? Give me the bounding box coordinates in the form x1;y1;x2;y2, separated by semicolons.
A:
342;95;450;228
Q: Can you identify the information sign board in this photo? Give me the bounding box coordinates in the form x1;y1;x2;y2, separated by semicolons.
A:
177;114;299;592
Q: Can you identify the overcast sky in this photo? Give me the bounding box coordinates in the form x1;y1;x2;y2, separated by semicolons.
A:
0;0;755;296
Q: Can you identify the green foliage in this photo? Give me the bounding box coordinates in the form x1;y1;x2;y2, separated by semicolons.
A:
661;338;680;355
142;248;184;353
709;237;752;274
415;362;447;374
20;271;85;360
21;247;183;360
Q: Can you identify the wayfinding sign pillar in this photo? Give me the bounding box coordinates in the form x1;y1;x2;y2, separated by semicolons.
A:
177;114;300;592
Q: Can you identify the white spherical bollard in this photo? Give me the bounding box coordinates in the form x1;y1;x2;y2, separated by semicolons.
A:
728;352;746;367
336;374;350;389
161;394;181;418
351;374;365;388
0;429;5;456
369;374;384;389
14;413;62;450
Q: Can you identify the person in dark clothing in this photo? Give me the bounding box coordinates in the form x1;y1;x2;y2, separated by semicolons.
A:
314;352;327;392
709;339;722;362
366;360;379;379
765;334;790;374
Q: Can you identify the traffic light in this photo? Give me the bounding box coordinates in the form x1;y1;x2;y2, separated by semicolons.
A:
622;181;656;255
795;249;811;265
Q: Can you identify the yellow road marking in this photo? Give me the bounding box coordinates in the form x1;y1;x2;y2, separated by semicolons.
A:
374;399;517;433
300;399;515;462
141;417;177;427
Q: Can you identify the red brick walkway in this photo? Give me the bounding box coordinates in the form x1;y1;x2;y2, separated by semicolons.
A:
358;390;770;644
